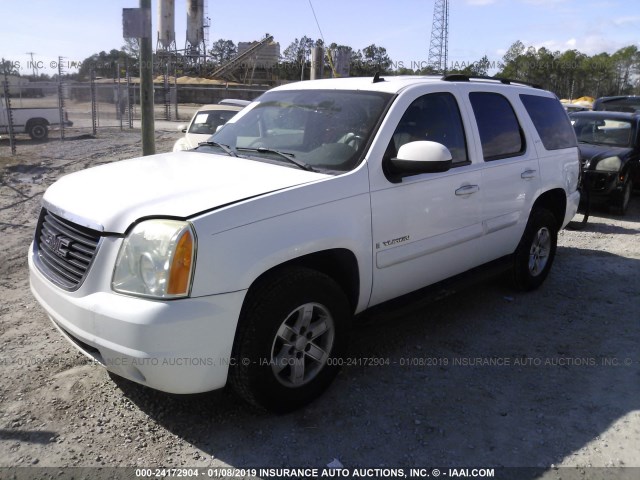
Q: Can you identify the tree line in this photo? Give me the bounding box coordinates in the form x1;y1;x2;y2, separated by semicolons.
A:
3;37;638;99
497;41;639;99
210;37;640;98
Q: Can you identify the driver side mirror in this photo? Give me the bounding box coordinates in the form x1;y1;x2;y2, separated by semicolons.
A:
389;141;453;177
177;124;187;133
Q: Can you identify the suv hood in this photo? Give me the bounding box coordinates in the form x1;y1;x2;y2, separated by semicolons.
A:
43;151;329;233
578;144;632;168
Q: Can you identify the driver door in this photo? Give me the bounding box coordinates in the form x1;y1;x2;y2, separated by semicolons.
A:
368;89;484;306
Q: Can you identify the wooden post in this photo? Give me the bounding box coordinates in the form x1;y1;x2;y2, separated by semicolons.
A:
139;0;155;155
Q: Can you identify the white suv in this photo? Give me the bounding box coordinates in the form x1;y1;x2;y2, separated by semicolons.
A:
29;75;580;412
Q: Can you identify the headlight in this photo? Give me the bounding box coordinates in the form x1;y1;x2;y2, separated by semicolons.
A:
595;156;621;172
172;139;189;152
112;219;196;299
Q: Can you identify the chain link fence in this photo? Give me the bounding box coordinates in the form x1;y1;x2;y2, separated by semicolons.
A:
1;72;268;155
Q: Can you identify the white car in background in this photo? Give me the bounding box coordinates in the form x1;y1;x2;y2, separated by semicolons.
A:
172;100;249;151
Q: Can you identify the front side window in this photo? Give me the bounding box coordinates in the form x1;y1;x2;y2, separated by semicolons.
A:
386;92;468;165
210;89;393;173
520;94;577;150
469;92;525;161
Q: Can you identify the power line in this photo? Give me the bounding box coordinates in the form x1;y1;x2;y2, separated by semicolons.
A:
308;0;326;44
307;0;337;77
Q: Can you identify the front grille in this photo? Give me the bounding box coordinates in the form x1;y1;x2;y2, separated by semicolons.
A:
34;208;102;290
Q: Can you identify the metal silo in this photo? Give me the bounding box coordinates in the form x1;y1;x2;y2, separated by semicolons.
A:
157;0;175;48
186;0;204;46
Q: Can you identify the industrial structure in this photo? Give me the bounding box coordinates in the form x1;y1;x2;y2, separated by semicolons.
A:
427;0;449;74
211;35;278;84
185;0;209;63
153;0;281;84
156;0;177;54
155;0;209;64
150;1;455;83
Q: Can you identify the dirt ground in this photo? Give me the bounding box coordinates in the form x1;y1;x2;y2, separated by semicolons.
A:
0;130;638;479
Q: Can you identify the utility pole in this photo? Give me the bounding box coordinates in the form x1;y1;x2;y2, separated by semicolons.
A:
139;0;155;155
26;52;38;78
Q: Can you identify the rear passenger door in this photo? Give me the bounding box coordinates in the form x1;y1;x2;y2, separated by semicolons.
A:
461;88;542;261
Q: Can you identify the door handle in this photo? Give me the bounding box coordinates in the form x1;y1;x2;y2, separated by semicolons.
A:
521;169;537;179
455;185;480;196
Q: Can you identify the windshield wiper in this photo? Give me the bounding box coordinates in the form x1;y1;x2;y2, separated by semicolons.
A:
237;147;316;172
197;141;238;157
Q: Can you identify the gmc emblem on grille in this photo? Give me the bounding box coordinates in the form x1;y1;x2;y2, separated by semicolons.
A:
44;233;72;258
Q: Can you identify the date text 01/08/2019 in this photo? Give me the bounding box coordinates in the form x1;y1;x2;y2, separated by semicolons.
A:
134;467;497;478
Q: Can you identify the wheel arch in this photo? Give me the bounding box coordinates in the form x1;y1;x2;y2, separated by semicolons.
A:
531;188;566;231
26;117;50;129
245;248;360;314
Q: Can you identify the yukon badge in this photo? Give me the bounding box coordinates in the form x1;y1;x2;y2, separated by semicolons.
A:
377;235;411;249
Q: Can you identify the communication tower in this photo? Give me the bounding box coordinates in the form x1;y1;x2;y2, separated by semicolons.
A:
427;0;449;74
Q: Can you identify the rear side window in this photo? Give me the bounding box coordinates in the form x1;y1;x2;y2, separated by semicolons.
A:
469;92;525;161
520;94;577;150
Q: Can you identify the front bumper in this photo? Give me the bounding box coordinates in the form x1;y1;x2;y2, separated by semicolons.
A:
29;243;246;394
582;170;621;201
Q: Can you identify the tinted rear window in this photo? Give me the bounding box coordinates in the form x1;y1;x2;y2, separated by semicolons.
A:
520;94;577;150
469;92;525;161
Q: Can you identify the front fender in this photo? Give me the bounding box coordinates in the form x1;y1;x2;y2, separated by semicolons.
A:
189;170;374;313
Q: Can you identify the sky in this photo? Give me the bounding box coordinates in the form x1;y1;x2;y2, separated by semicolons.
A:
1;0;639;76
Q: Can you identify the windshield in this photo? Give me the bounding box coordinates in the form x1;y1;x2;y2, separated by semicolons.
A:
572;117;634;148
188;110;238;134
209;89;393;172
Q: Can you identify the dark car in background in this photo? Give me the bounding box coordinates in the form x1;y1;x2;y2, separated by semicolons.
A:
593;96;640;113
570;111;640;215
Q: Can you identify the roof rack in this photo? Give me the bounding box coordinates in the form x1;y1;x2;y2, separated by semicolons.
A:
442;74;542;89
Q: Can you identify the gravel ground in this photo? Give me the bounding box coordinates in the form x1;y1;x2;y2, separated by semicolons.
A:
0;130;638;479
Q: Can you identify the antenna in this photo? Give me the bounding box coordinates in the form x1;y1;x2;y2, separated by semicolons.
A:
427;0;449;74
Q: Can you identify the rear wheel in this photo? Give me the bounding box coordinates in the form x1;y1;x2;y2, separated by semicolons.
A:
512;208;558;291
230;267;351;412
28;121;48;140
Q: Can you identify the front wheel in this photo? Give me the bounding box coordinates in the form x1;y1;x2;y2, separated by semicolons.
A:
512;208;558;291
229;267;351;412
611;177;632;216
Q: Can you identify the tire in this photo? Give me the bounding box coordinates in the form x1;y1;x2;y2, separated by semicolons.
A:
512;208;558;291
28;121;49;141
229;267;351;412
611;177;632;216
